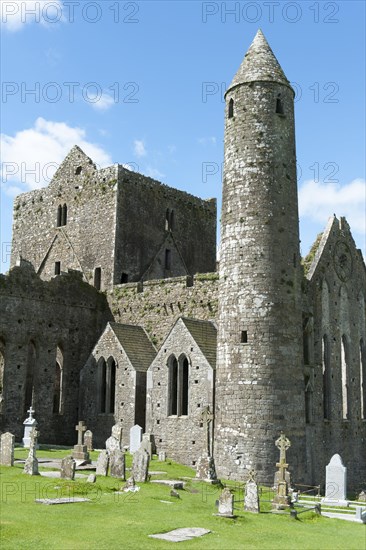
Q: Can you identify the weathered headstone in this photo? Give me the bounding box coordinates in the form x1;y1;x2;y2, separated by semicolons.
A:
0;432;15;466
106;423;122;453
129;424;142;454
158;451;166;462
87;474;96;483
109;449;125;479
358;491;366;502
272;432;291;510
195;451;217;482
71;421;90;462
84;430;93;451
60;456;76;480
121;476;136;492
140;433;153;456
132;447;150;482
323;454;347;504
24;428;40;475
218;488;234;517
244;470;260;513
96;450;109;476
22;406;38;448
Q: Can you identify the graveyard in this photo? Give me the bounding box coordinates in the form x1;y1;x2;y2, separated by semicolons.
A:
1;422;365;549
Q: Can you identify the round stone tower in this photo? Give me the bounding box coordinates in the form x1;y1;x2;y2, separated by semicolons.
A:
214;30;307;483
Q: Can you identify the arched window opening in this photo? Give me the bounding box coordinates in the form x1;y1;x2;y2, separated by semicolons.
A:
75;166;82;175
180;356;189;416
94;267;101;290
57;205;62;227
24;341;36;414
304;375;313;424
341;335;349;420
61;203;67;226
99;357;116;414
110;359;116;414
168;354;189;416
361;339;366;419
303;317;313;365
106;357;116;414
99;358;107;413
53;346;63;414
0;339;5;412
165;209;170;231
228;98;234;119
322;335;330;420
168;356;178;415
53;362;62;413
276;94;284;115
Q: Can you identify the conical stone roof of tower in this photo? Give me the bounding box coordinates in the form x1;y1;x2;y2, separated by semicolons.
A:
226;29;292;95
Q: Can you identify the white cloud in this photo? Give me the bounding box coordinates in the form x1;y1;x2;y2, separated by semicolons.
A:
146;167;165;180
299;179;366;235
198;136;217;146
1;117;112;192
134;139;146;158
91;92;115;112
1;1;64;32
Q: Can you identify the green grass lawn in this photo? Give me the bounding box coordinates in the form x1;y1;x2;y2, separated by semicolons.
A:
0;447;364;550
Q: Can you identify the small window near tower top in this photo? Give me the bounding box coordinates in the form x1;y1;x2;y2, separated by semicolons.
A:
241;330;248;344
276;94;284;115
228;98;234;119
55;262;61;275
75;166;82;175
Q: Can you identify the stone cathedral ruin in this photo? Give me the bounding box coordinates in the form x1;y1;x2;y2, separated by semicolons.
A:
0;31;365;492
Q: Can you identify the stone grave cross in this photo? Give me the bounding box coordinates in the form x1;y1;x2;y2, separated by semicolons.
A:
275;431;291;481
272;431;291;509
27;406;35;420
201;406;214;455
30;427;40;447
75;421;87;446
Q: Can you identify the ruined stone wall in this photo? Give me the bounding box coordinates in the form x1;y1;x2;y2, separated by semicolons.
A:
305;218;366;493
80;324;141;449
10;146;118;290
114;169;217;284
146;319;214;466
107;274;219;347
0;263;112;444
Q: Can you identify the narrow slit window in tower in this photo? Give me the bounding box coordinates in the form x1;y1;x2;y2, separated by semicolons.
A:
276;94;284;115
94;267;101;290
55;262;61;275
228;98;234;119
241;330;248;344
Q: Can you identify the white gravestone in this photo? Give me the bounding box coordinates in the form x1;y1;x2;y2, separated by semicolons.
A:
129;425;142;454
22;406;38;448
323;454;348;505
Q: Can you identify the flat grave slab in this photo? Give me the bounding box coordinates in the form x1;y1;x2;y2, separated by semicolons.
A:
149;528;211;543
40;471;87;479
35;497;90;505
150;480;185;489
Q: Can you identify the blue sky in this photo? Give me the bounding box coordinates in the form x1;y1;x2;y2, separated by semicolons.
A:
1;0;365;272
